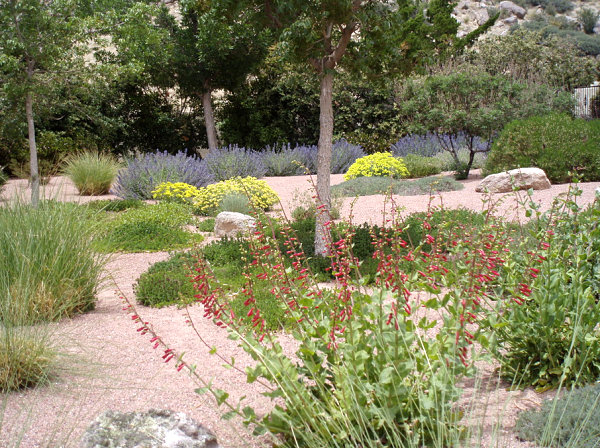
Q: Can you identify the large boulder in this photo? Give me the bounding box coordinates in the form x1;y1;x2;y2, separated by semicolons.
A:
476;168;551;193
81;409;220;448
214;212;256;238
499;0;526;18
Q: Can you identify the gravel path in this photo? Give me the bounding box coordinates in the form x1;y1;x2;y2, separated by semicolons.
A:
2;173;598;448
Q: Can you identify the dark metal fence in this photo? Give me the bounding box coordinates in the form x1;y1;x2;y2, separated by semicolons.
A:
574;85;600;119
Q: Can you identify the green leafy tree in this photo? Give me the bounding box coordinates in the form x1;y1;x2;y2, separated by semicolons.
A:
0;0;93;205
218;0;495;255
398;70;575;179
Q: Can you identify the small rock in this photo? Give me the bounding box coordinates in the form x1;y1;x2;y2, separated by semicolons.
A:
499;0;526;18
214;211;256;238
476;168;551;193
81;409;220;448
503;15;518;24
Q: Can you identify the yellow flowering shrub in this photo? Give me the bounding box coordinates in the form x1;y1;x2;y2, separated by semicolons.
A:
193;177;279;215
344;152;410;181
151;182;201;203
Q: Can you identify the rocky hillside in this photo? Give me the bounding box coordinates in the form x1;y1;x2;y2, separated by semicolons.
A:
453;0;600;37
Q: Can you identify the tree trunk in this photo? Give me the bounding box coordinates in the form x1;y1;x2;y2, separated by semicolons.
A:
314;71;334;257
201;87;218;152
26;91;39;207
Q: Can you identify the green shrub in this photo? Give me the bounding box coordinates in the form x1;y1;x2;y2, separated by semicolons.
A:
344;152;409;180
515;383;600;447
403;154;443;178
196;218;215;232
86;199;144;212
434;149;487;172
0;166;7;192
63;151;120;195
95;202;203;253
193;177;279;216
202;237;249;268
578;7;600;34
485;114;600;183
332;175;463;197
217;193;252;215
486;198;600;389
0;327;56;391
151;182;201;204
0;200;106;323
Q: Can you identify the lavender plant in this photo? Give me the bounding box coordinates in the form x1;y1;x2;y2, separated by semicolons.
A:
262;144;308;176
331;139;365;174
204;145;266;181
112;151;213;200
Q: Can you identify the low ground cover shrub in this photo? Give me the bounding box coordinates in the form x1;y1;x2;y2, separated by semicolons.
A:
134;251;199;308
95;202;203;252
402;154;443;178
196;218;215;232
485;114;600;183
151;182;201;204
204;146;267;182
0;200;106;322
515;383;600;447
112;150;213;200
332;175;463;197
344;152;409;181
63;152;120;196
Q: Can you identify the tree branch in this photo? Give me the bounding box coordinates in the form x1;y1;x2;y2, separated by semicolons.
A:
264;0;282;28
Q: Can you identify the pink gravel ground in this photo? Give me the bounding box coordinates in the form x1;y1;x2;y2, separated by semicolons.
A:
1;173;599;448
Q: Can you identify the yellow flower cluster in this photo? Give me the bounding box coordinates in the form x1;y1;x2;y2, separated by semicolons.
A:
344;152;410;181
193;177;279;215
151;182;201;203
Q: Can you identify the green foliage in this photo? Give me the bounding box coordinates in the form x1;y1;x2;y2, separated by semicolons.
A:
403;154;443;178
486;198;600;389
332;175;463;197
515;383;600;447
468;30;599;89
578;8;600;35
134;252;199;308
202;237;248;268
217;193;252;215
193;177;279;216
0;166;7;192
485;114;600;183
0;200;106;323
95;202;203;253
196;218;215;232
63;151;120;196
344;153;409;181
86;199;144;213
519;18;600;56
0;327;55;391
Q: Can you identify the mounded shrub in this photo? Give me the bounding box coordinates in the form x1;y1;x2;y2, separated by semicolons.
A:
63;151;120;195
344;152;409;181
193;177;279;216
151;182;201;204
112;150;213;200
403;154;443;178
485;114;600;183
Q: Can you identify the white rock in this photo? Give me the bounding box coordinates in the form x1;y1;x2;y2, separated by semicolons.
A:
476;168;551;193
499;0;526;18
214;211;256;238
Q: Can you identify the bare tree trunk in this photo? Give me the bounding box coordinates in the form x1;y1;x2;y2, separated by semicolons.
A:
314;71;334;257
201;87;218;152
26;91;39;207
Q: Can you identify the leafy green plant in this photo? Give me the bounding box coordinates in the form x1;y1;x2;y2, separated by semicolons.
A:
0;166;7;193
86;199;144;213
0;200;106;323
344;152;409;180
485;114;600;183
196;218;215;232
403;154;443;178
485;193;600;390
578;8;599;35
515;383;600;447
134;252;202;309
95;202;203;253
332;175;463;197
63;151;120;195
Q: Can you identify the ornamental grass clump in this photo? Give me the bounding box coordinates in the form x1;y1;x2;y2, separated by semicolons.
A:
63;151;120;195
112;150;213;200
344;152;409;180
